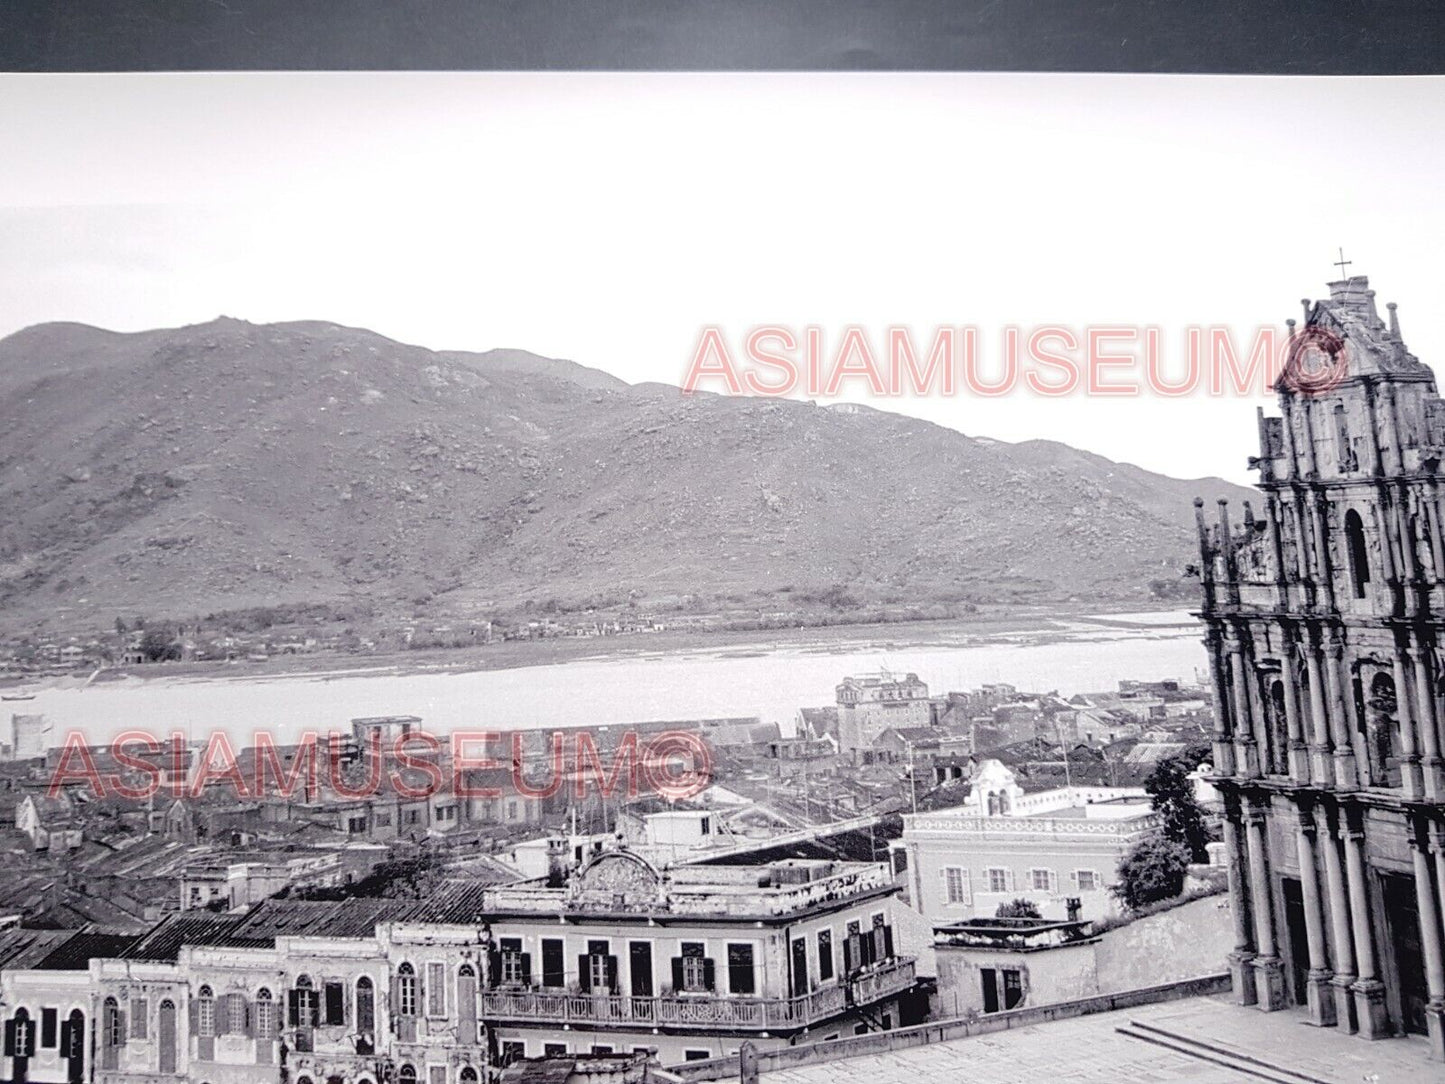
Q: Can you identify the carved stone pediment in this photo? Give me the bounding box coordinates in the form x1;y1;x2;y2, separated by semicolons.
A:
568;849;664;908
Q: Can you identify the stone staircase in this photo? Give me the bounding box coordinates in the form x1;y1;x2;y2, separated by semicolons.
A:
1115;1018;1337;1084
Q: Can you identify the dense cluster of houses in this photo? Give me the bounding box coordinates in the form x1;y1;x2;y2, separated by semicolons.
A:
0;843;925;1084
0;672;1224;1083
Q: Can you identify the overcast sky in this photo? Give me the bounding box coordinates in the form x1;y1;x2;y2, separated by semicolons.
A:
1;73;1441;484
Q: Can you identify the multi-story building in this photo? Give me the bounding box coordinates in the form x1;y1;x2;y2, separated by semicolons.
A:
0;849;921;1080
1196;271;1445;1058
895;759;1159;923
835;672;930;754
477;849;921;1065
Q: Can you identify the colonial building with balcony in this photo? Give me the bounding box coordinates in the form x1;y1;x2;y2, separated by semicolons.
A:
1196;272;1445;1058
477;848;922;1066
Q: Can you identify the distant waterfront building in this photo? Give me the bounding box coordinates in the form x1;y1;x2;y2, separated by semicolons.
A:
836;672;930;754
895;759;1158;923
1196;272;1445;1057
6;714;49;761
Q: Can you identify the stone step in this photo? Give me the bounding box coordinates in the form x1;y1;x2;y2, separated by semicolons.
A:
1114;1021;1333;1084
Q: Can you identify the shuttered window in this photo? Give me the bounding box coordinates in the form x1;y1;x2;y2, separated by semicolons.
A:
540;939;565;988
726;944;755;995
426;963;446;1017
944;867;971;904
323;982;345;1026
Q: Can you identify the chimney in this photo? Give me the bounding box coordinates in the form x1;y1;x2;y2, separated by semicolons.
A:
546;835;569;888
1388;301;1401;339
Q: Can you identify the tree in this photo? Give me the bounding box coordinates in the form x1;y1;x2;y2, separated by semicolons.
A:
1145;753;1210;862
1113;836;1191;911
140;627;181;662
995;898;1042;920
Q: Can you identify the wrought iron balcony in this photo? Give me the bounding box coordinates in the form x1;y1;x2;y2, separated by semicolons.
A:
479;957;915;1031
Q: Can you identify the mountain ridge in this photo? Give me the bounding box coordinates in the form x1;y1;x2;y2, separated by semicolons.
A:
0;316;1247;635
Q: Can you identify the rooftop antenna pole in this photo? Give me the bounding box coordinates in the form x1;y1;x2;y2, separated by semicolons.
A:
907;740;918;815
1333;247;1352;279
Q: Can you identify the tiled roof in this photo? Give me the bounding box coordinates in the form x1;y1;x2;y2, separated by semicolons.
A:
0;929;79;969
121;912;267;961
35;931;141;970
231;898;419;940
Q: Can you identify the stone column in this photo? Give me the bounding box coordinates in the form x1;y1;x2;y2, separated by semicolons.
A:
1205;627;1236;777
1318;804;1358;1032
1229;636;1261;779
1426;480;1445;583
1245;801;1287;1010
1282;635;1310;781
1408;817;1445;1060
1222;796;1257;1005
1323;631;1361;789
1304;637;1334;785
1294;802;1336;1026
1411;645;1444;800
1393;645;1424;798
1341;812;1388;1037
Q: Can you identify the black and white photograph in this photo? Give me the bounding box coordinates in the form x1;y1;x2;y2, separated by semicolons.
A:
0;5;1441;1083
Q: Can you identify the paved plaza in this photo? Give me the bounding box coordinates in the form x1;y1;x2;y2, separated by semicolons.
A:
761;995;1435;1084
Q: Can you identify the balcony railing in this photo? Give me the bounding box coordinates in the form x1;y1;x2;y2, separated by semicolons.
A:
480;957;916;1031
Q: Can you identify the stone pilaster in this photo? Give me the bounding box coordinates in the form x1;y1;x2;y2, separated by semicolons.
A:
1294;802;1336;1026
1245;801;1287;1011
1408;817;1445;1060
1222;796;1256;1005
1341;812;1388;1038
1317;803;1358;1032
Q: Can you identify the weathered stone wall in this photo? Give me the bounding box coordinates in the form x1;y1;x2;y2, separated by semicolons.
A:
1094;892;1234;994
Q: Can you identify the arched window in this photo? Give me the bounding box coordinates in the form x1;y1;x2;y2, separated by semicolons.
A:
355;977;374;1034
1345;509;1371;598
101;997;122;1069
157;1001;176;1076
399;1064;417;1084
460;1068;479;1084
197;986;215;1038
291;975;318;1028
12;1008;34;1058
255;989;276;1040
64;1008;84;1060
103;999;122;1047
397;964;418;1017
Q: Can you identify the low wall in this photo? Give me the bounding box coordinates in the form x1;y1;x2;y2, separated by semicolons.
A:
667;972;1230;1081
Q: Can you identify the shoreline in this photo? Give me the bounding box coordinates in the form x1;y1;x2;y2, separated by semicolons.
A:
8;608;1200;695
